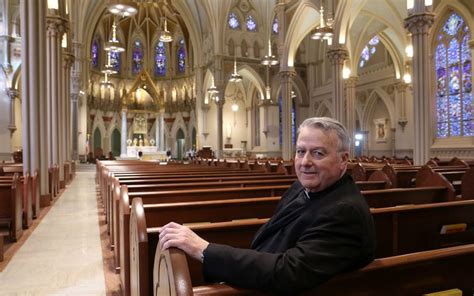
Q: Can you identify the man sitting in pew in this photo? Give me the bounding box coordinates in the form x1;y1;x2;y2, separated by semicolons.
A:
159;117;376;295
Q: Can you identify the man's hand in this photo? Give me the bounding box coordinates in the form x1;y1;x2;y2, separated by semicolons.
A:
158;222;210;262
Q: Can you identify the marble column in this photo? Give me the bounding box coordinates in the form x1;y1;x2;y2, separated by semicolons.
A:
404;9;435;165
6;88;18;135
327;45;348;125
279;70;296;160
120;109;127;157
345;76;358;158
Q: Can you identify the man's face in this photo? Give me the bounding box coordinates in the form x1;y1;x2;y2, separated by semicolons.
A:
295;127;348;192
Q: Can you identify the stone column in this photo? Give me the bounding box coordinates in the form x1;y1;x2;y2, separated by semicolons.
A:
327;45;348;125
71;93;79;160
159;109;165;151
120;109;127;157
279;70;296;160
21;0;48;202
6;89;18;135
404;8;434;165
46;13;65;173
345;76;358;158
63;53;74;163
214;98;225;159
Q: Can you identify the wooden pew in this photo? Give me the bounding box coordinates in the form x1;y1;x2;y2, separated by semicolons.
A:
0;173;23;241
189;244;474;296
117;185;288;295
129;197;279;296
152;199;474;295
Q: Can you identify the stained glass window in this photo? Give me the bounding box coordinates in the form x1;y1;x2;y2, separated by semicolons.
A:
110;51;120;73
132;40;143;75
91;38;99;69
177;39;186;74
228;12;240;30
359;35;380;68
272;16;279;34
246;15;257;32
154;41;166;76
435;12;472;137
278;95;296;147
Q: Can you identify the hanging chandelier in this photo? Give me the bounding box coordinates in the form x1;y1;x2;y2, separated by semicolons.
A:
261;38;278;66
100;72;113;88
159;18;173;43
104;20;125;52
311;4;333;42
101;52;118;75
107;0;138;17
229;58;242;83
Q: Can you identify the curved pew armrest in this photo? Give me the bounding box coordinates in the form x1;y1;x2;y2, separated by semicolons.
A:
153;247;193;296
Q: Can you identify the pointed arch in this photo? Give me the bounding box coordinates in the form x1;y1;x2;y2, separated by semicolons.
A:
362;88;396;131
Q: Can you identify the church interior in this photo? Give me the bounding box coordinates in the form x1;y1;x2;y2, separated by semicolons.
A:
0;0;474;294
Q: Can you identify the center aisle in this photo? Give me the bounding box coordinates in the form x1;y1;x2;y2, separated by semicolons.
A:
0;167;107;295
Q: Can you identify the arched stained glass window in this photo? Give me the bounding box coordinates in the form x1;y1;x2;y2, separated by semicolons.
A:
132;40;143;75
359;35;380;68
246;15;257;32
154;41;166;76
228;12;240;30
110;51;120;73
435;12;472;137
91;38;99;69
177;39;186;74
272;16;279;34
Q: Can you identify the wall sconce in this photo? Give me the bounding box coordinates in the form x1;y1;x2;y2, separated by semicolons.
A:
403;64;412;84
405;44;413;58
398;119;408;131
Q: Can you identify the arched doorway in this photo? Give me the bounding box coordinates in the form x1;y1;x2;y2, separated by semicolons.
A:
111;128;121;157
93;128;102;157
176;128;185;160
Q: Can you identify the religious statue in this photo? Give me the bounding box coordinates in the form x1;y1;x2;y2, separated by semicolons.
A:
133;138;138;146
139;135;144;147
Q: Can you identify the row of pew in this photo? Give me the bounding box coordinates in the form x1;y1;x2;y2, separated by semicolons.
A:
0;161;76;261
96;158;474;296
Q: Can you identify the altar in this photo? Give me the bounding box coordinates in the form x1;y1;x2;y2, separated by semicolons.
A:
125;145;167;160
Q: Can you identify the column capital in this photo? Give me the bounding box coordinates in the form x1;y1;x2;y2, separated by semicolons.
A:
46;15;67;37
345;76;359;88
279;70;296;81
326;45;348;65
63;52;75;68
404;12;435;35
395;81;408;92
6;88;19;99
